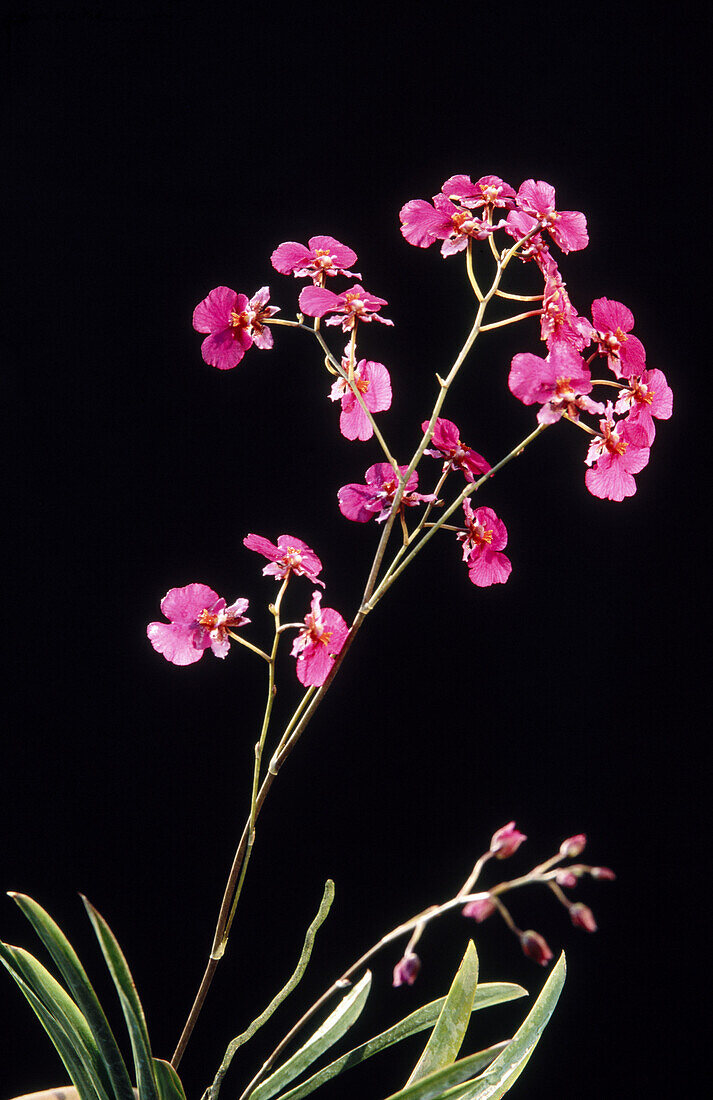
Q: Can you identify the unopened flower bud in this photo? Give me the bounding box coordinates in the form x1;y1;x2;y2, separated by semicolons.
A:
519;929;553;966
462;893;496;922
590;866;616;880
392;952;421;987
570;903;598;932
559;833;587;859
490;821;527;859
555;869;578;888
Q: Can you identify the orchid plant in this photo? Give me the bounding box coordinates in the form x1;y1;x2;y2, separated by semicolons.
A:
2;171;672;1100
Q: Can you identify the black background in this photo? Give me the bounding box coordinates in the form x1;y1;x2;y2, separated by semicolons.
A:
3;2;707;1098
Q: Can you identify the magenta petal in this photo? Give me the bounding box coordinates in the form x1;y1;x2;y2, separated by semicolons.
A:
147;622;206;665
193;286;239;332
308;235;358;267
468;549;512;587
340;399;372;441
338;482;377;522
592;298;634;333
585;457;637;501
271;242;312;274
509;353;551;405
299;285;340;317
160;583;218;623
364;362;392;412
551;211;588;253
244;533;281;559
201;330;250;370
620;334;647;378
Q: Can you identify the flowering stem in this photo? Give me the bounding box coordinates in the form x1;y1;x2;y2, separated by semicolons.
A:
172;228;542;1071
308;325;398;471
228;633;272;663
368;422;548;608
480;309;543;331
495;289;543;302
375;228;538;588
466;239;483;301
170;580;288;1068
270;685;317;765
236;889;483;1100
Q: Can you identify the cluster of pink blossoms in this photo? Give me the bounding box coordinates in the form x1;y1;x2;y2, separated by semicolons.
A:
401;174;672;500
161;172;672;681
193;234;394;444
147;535;347;685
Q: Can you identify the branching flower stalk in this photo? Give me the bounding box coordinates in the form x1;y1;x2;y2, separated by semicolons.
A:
145;173;673;1076
231;827;610;1100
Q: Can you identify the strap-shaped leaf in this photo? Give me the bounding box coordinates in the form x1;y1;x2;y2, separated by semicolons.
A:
442;952;567;1100
1;942;114;1099
82;897;159;1100
153;1059;187;1100
406;940;479;1086
250;970;372;1100
0;944;107;1100
272;983;525;1100
10;892;134;1100
381;1041;509;1100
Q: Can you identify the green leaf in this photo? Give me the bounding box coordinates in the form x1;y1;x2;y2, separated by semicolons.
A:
442;952;567;1100
153;1058;187;1100
207;880;335;1100
82;897;159;1100
381;1042;509;1100
0;942;107;1100
10;892;134;1100
250;970;372;1100
0;941;115;1099
406;940;479;1085
272;983;526;1100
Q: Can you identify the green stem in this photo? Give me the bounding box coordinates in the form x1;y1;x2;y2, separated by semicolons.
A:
368;422;547;608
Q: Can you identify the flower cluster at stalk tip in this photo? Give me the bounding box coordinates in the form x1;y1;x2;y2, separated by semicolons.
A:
401;174;672;501
147;536;347;686
391;824;615;989
458;827;614;969
167;170;673;682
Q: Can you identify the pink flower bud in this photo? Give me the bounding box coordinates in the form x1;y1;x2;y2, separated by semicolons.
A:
490;821;527;859
555;869;578;888
570;903;598;932
462;894;496;922
590;866;616;880
393;952;421;987
559;833;587;859
519;929;553;966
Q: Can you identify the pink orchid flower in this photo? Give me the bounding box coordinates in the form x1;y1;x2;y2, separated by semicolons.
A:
457;502;512;587
584;404;650;501
193;286;279;370
422;418;491;481
590;297;647;379
147;583;250;665
615;367;673;445
299;283;392;331
243;534;324;587
329;356;392;441
338;462;436;524
541;272;593;352
270;235;360;283
508;344;604;425
515;179;588;253
290;591;348;686
440;173;517;211
399;193;501;255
